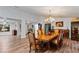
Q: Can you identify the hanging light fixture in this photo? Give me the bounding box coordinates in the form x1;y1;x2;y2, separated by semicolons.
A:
45;9;55;23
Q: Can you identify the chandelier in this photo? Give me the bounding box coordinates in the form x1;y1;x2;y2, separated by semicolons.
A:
45;9;55;23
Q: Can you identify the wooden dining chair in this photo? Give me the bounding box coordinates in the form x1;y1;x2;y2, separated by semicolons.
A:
50;30;64;49
58;30;64;47
27;32;40;53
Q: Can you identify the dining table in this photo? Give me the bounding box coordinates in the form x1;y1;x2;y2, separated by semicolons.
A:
35;29;60;50
36;29;59;42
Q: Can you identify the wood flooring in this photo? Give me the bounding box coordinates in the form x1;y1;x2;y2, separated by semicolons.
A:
0;35;79;53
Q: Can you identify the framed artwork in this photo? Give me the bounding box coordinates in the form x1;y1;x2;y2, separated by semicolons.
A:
56;21;63;27
0;24;10;32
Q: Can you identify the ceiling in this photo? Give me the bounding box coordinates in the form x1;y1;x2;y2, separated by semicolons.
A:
16;6;79;17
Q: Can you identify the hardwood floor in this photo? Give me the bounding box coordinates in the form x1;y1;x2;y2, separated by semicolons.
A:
0;35;29;53
0;35;79;53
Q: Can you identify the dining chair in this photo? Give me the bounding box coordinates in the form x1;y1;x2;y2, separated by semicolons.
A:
27;32;40;53
58;30;64;48
50;30;64;49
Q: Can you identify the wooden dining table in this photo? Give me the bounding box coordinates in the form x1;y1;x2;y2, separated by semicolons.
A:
35;29;60;50
36;30;59;42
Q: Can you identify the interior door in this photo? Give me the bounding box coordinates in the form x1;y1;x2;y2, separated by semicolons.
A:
45;24;51;35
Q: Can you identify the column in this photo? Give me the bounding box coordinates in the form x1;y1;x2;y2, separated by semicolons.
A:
21;19;26;38
69;18;71;39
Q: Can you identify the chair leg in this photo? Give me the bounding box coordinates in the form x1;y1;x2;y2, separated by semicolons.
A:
35;45;38;53
35;49;38;53
29;44;31;53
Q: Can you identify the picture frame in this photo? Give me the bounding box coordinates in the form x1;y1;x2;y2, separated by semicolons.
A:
56;21;63;27
0;24;10;32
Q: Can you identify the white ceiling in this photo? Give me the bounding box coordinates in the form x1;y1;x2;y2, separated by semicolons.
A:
16;6;79;17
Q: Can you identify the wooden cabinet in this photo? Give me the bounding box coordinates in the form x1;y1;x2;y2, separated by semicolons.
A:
71;22;79;40
71;27;78;40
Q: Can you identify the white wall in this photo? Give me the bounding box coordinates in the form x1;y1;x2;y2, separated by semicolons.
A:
0;6;40;38
53;18;71;30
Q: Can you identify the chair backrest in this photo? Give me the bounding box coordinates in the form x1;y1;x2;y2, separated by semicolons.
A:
54;29;59;34
59;30;64;40
28;32;36;44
